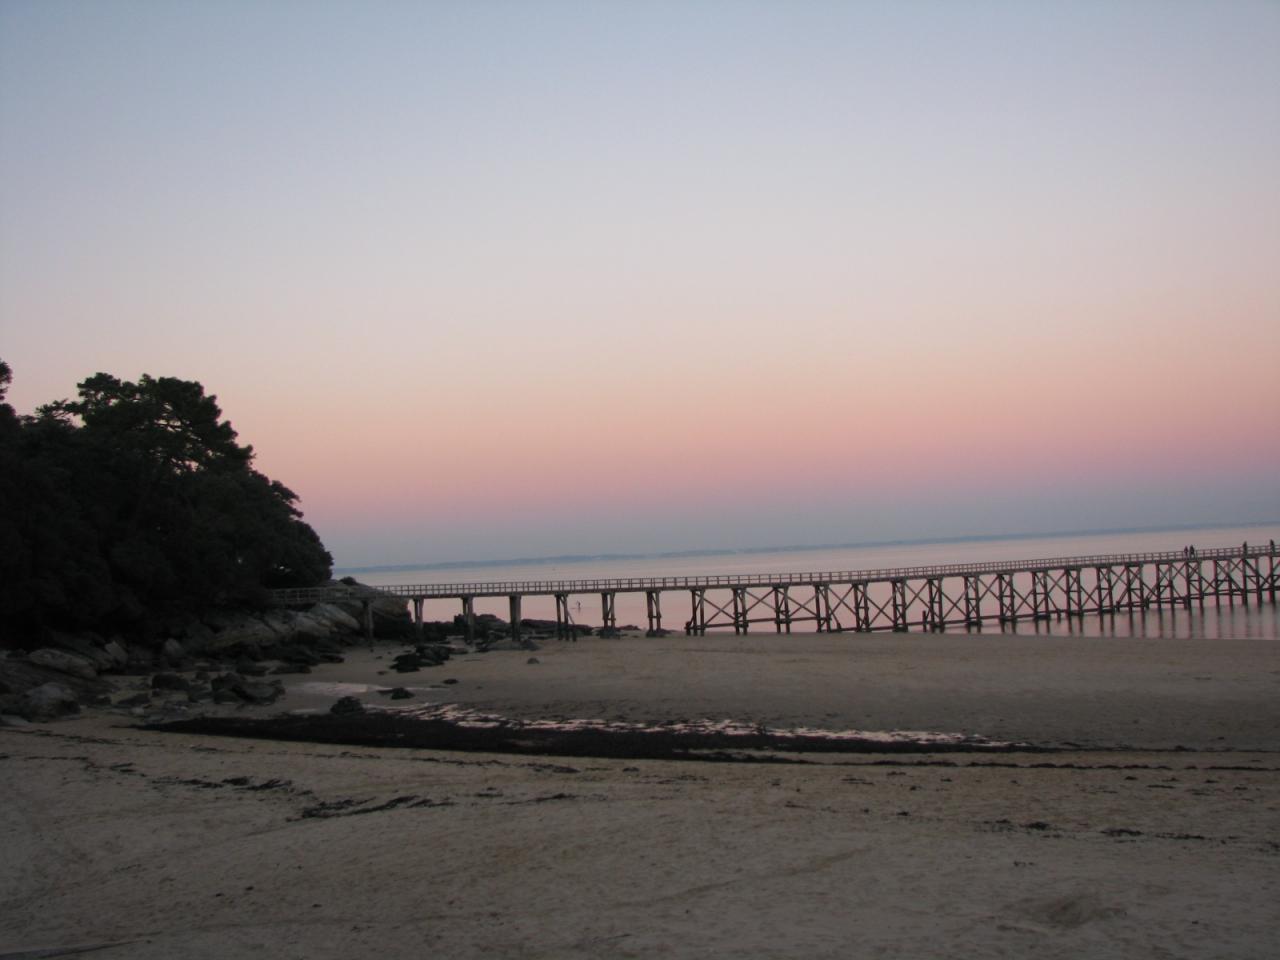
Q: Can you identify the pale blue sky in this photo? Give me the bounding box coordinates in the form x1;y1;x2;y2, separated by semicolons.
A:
3;1;1277;564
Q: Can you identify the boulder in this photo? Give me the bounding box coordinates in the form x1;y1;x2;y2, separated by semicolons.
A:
20;682;80;721
330;696;365;715
0;657;112;702
161;639;186;663
275;644;321;666
234;659;268;677
233;679;284;705
102;639;129;669
259;611;296;639
209;672;284;705
392;654;422;673
177;619;216;648
369;598;413;639
124;644;156;674
199;618;279;655
414;643;451;665
309;602;361;634
49;633;116;670
151;672;190;692
289;612;333;642
28;648;98;681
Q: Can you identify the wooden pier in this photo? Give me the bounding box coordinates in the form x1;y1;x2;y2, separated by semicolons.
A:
270;542;1279;642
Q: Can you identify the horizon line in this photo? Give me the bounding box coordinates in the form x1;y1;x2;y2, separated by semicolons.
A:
332;518;1279;575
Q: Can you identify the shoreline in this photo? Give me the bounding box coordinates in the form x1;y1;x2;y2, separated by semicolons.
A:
173;630;1280;754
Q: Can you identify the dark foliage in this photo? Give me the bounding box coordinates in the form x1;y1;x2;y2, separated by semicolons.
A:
0;363;331;643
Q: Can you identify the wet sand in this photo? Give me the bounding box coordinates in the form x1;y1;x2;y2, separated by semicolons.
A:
2;630;1278;958
280;631;1280;751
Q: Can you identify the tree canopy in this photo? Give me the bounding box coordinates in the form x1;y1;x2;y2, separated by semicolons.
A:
0;363;332;643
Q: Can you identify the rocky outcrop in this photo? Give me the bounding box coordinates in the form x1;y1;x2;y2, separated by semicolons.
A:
0;654;111;718
28;648;98;680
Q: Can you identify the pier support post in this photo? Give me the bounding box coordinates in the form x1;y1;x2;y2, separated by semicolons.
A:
891;580;907;632
772;586;790;633
815;584;831;632
461;596;475;643
554;593;570;640
601;592;617;632
508;595;522;645
853;583;871;631
1066;568;1082;618
732;587;748;634
412;598;424;639
926;578;943;631
687;589;706;635
645;591;662;634
1095;567;1111;616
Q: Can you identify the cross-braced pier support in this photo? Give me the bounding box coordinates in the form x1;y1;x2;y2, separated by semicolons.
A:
687;588;706;635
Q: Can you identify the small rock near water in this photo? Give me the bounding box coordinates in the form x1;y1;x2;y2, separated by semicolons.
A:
330;696;365;715
20;682;80;721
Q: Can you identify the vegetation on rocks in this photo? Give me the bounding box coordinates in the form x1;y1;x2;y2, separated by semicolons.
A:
0;360;332;646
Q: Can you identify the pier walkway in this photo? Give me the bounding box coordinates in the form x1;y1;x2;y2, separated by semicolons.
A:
271;542;1279;642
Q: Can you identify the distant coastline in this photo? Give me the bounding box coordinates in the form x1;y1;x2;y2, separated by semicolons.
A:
333;519;1279;575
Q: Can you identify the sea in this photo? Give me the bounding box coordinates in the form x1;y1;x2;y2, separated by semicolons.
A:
341;523;1280;640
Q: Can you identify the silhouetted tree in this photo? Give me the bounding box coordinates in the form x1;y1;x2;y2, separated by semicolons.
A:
0;363;331;644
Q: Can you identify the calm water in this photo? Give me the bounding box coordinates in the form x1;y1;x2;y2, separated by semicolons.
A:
349;524;1280;640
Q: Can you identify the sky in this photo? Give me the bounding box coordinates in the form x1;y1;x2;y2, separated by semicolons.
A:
2;0;1278;566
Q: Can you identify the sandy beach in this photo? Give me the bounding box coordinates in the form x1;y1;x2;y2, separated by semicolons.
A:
3;631;1278;958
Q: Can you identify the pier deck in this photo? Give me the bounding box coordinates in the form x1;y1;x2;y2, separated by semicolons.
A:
271;542;1279;642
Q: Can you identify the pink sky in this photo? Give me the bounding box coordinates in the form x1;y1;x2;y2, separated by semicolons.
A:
2;2;1277;564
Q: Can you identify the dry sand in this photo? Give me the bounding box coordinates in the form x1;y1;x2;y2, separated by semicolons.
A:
2;631;1278;958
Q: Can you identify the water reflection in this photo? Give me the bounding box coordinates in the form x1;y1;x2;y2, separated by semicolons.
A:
989;603;1278;640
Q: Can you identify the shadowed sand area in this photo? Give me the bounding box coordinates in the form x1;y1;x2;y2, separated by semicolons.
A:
2;631;1278;958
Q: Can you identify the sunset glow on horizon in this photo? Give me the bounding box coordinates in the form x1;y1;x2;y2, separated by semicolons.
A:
3;1;1277;566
